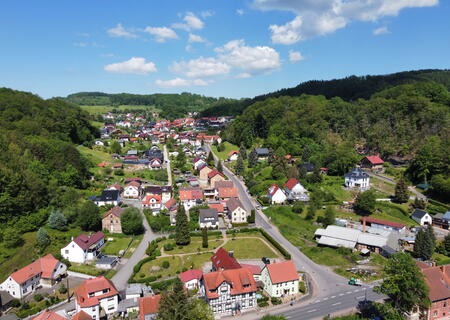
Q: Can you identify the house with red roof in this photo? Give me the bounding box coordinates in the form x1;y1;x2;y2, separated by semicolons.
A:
361;155;385;171
227;150;239;161
179;269;203;290
75;276;119;320
201;268;257;315
179;187;204;211
215;181;238;200
123;181;142;199
261;261;299;297
60;232;105;264
360;217;406;232
32;311;67;320
267;184;287;204
139;295;161;320
208;170;226;188
0;254;67;299
71;311;92;320
211;248;241;271
148;158;162;170
284;178;309;202
142;195;162;213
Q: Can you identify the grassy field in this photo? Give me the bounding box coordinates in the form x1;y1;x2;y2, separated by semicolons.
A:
78;145;115;164
223;238;278;259
212;142;239;160
81;105;161;116
103;237;132;255
160;238;224;255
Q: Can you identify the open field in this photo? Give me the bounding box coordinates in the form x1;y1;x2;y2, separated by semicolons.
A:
80;105;161;115
77;145;115;164
212;142;239;160
223;237;279;259
159;238;224;255
103;237;132;255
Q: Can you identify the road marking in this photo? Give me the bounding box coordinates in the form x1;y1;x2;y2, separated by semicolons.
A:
307;309;317;313
346;291;352;294
332;302;341;306
315;300;320;303
354;289;360;292
356;296;365;299
331;295;336;298
322;297;328;301
339;293;345;296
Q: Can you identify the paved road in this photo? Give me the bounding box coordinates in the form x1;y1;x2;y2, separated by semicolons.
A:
163;145;172;186
111;199;158;290
365;171;426;200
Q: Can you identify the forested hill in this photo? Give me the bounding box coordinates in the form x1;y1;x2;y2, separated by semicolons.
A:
0;88;98;224
224;82;449;188
200;69;450;116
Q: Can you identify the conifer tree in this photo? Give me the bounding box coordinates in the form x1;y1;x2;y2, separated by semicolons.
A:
202;227;208;248
206;151;215;166
235;155;245;175
156;278;189;320
217;160;223;173
175;205;190;245
248;149;258;168
395;177;409;203
239;145;247;160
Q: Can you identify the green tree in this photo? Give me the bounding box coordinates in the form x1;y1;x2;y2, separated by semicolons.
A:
305;205;316;220
287;166;299;179
36;228;51;248
323;206;336;227
175;147;186;168
235;155;245;176
77;201;101;231
121;207;144;235
186;299;214;320
47;210;68;231
426;224;436;252
375;253;430;313
217;161;223;174
354;190;376;215
3;228;23;248
110;141;121;154
239;145;247;160
248;210;256;223
292;202;304;214
413;197;427;209
395;177;409;203
206;152;215;166
444;234;450;255
248;149;258;168
156;278;190;320
175;205;190;245
202;227;208;248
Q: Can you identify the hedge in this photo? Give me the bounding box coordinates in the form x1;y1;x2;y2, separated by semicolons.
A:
190;231;222;237
150;278;177;293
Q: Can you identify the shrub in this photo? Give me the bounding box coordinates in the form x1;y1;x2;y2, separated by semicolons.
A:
258;301;269;308
299;281;306;293
163;243;175;251
33;294;43;302
292;202;304;214
271;297;282;305
10;299;21;308
161;261;170;269
59;284;68;294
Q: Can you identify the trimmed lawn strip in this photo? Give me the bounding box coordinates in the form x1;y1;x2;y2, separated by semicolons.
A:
159;238;224;255
103;237;132;255
223;238;278;259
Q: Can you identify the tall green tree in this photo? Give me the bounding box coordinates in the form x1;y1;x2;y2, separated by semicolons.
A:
121;208;144;235
186;299;214;320
217;161;223;174
354;190;376;215
110;141;121;154
413;228;433;261
248;149;258;168
444;234;450;255
175;205;190;245
239;145;247;160
202;227;208;248
323;206;336;227
48;210;68;231
426;224;436;252
77;201;101;231
36;228;51;248
156;278;190;320
235;155;245;175
395;177;409;203
206;152;215;166
375;253;430;313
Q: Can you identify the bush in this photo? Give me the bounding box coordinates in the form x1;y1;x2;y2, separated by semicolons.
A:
121;207;144;235
258;301;269;308
260;229;291;260
163;243;175;251
3;228;23;248
59;284;68;294
299;281;306;293
271;297;282;305
161;261;170;269
292;202;305;214
33;294;43;302
10;299;21;308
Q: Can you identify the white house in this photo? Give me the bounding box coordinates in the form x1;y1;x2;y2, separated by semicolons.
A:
0;254;67;299
94;140;105;146
261;261;299;298
411;209;433;226
142;195;162;214
227;150;240;161
284;178;309;202
179;187;203;211
192;158;207;171
148;158;162;170
61;232;105;264
199;209;219;229
91;190;121;207
75;276;119;320
226;198;247;224
344;168;370;190
123;181;141;199
267;184;287;204
179;270;203;291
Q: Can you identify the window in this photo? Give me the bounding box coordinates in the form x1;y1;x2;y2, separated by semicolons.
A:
444;302;447;307
434;311;438;316
65;250;69;254
108;306;115;311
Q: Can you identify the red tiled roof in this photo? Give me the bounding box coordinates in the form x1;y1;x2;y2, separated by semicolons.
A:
75;276;118;308
126;181;141;188
267;184;280;197
214;181;234;189
139;295;161;320
208;202;225;213
179;269;203;283
227;150;239;157
32;311;66;320
421;265;450;302
240;264;261;275
361;217;406;229
211;248;241;270
142;194;161;205
10;254;61;284
72;311;92;320
218;187;238;199
264;261;298;284
364;156;384;165
285;178;299;190
73;232;105;250
103;206;124;219
208;170;224;179
179;188;203;200
163;198;177;210
203;268;257;299
107;183;122;191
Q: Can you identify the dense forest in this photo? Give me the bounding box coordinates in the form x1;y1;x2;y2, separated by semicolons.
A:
0;88;98;225
224;82;450;198
201;69;450;116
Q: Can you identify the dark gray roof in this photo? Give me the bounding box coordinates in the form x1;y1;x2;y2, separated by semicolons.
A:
344;167;369;179
96;255;118;266
199;208;218;223
254;148;270;156
126;283;153;296
411;209;429;220
298;162;316;172
118;298;139;312
98;190;120;202
145;186;172;194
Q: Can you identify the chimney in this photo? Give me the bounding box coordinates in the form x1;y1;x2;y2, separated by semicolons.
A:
362;217;366;233
229;251;234;258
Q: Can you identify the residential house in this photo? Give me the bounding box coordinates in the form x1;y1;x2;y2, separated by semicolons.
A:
211;248;241;271
142;195;162;213
139;295;161;320
411;209;433;226
102;206;124;233
215;181;238;201
416;262;450;320
179;187;203;211
123;181;141;199
208;201;225;215
0;254;67;299
162;198;177;213
208;170;226;188
179;269;203;290
91;190;121;207
199;165;213;182
192;158;206;171
226;198;247;224
125;283;153;300
201;268;257;315
344;168;370;190
253;148;270;160
284;178;309;202
148;158;162;170
361;156;385;172
32;311;67;320
199;208;219;229
432;211;450;230
267;184;287;204
261;261;299;297
106;184;123;193
227;150;239;161
240;264;262;282
61;232;105;264
361;217;406;233
144;186;172;204
75;276;119;320
298;163;316;174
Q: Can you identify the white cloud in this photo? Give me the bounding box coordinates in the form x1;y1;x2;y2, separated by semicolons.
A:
289;50;305;62
107;23;137;38
216;39;281;75
373;26;390;35
104;57;157;75
173;12;204;31
236;9;245;15
254;0;437;43
155;78;211;87
73;42;87;47
201;10;215;18
235;73;252;79
188;33;206;43
144;26;178;42
170;57;230;78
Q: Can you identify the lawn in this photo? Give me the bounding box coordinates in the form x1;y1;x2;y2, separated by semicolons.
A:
159;238;224;255
124;236;143;259
77;145;115;164
212;142;239;160
103;237;132;255
370;176;396;195
80;105;161;116
223;238;278;259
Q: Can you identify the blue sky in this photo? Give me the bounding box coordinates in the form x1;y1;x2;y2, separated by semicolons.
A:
1;0;449;99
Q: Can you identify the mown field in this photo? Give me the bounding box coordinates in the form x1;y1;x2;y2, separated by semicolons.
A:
80;105;161;115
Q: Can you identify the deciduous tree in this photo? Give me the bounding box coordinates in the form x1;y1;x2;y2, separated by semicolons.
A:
354;190;376;215
78;201;101;231
36;228;51;248
121;208;144;235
